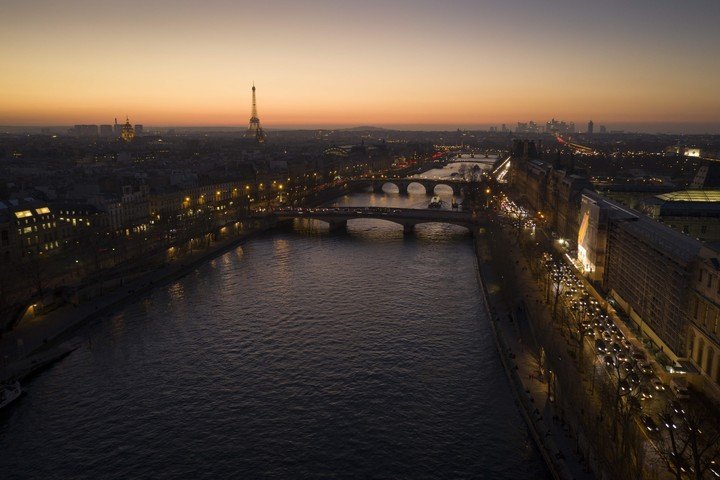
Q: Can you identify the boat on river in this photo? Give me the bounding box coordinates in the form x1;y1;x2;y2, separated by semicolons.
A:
428;195;443;209
0;381;22;411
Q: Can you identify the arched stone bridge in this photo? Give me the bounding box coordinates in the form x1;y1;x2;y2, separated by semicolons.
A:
270;206;477;234
347;178;470;196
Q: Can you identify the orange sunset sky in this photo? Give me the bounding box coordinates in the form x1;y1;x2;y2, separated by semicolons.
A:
1;0;719;132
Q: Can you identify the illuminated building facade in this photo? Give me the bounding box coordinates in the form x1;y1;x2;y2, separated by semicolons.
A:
0;200;59;259
688;246;720;398
509;150;593;244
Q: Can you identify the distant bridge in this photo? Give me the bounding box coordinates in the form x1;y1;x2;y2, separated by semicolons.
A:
269;206;477;234
347;178;472;196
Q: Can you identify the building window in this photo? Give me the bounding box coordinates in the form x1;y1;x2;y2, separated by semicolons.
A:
707;348;715;377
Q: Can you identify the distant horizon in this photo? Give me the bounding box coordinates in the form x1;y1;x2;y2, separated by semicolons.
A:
2;121;720;136
3;1;719;134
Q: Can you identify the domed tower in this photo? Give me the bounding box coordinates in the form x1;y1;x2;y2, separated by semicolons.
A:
121;116;135;142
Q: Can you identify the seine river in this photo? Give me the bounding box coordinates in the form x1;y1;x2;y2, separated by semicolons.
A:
0;161;549;479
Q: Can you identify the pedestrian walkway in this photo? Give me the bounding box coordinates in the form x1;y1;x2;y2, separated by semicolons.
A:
475;227;595;480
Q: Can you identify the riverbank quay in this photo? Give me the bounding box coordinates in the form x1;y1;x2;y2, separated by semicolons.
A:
478;211;676;480
474;224;595;480
0;218;277;382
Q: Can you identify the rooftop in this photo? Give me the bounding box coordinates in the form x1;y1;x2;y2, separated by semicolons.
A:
619;214;703;264
655;190;720;202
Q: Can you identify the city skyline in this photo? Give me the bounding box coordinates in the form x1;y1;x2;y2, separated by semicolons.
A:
1;0;719;132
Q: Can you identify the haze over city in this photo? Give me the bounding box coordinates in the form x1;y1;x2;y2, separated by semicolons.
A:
1;0;719;132
4;2;720;480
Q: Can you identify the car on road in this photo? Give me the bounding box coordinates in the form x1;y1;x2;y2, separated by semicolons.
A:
641;414;658;432
669;400;685;416
709;460;720;478
628;372;641;386
604;355;615;367
595;339;607;353
651;378;667;391
639;386;653;400
628;395;642;411
669;453;691;474
616;351;629;364
661;414;678;430
619;380;631;393
611;342;622;353
638;361;654;375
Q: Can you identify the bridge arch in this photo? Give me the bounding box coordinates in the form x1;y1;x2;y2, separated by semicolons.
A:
379;181;400;193
430;183;460;196
412;220;473;234
405;181;428;195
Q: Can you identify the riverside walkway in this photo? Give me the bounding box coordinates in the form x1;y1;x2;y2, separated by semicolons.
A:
475;224;595;480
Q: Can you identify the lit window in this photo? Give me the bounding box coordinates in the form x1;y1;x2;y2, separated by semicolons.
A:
35;207;50;214
14;210;32;218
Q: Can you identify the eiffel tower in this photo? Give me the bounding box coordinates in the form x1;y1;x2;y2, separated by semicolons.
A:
246;83;265;144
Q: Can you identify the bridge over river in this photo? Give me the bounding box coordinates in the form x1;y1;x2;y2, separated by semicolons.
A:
347;178;473;196
266;206;477;234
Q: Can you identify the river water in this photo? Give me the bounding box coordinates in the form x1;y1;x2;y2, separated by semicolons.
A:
0;161;549;479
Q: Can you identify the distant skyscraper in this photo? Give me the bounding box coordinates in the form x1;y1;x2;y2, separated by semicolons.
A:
100;124;113;137
73;125;98;137
246;83;265;144
134;124;143;136
113;118;122;137
600;125;607;134
121;117;135;142
587;121;594;135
